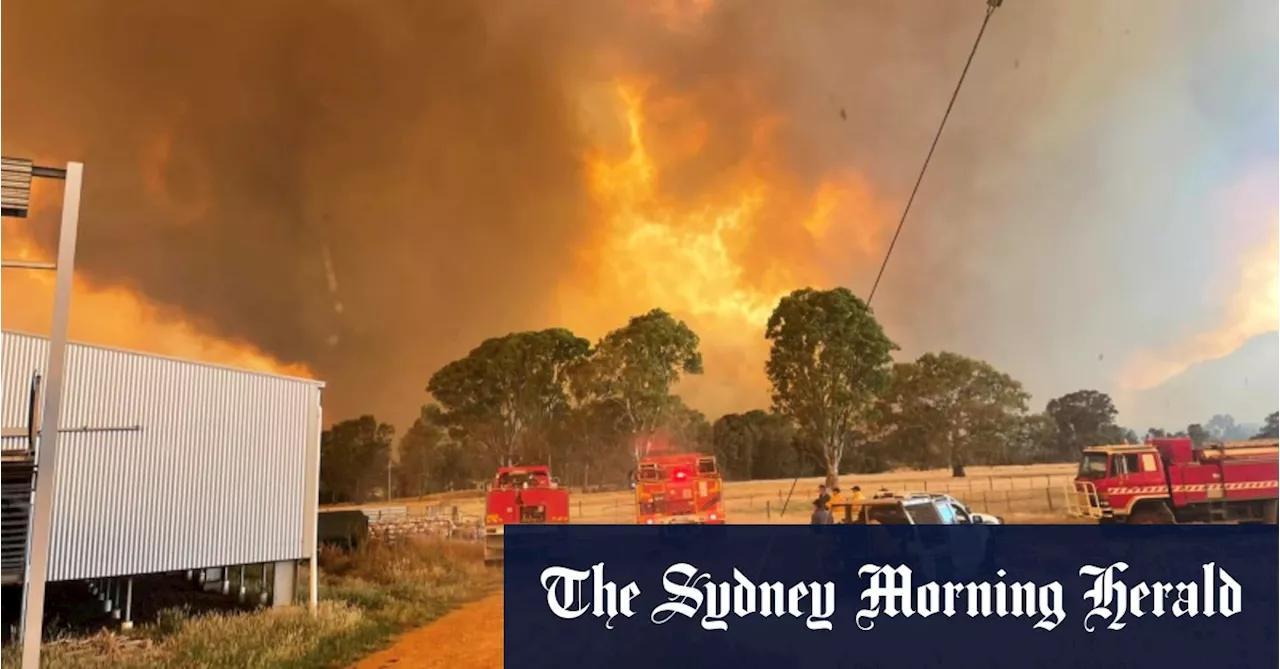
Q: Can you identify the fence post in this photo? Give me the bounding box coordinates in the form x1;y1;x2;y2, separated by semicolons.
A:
980;490;989;512
766;500;772;521
1004;489;1011;511
1045;487;1054;511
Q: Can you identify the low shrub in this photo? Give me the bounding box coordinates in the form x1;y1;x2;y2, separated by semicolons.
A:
1;538;498;669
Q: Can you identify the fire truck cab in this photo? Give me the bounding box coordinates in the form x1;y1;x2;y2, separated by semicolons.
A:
1066;438;1279;524
635;453;726;525
483;465;570;565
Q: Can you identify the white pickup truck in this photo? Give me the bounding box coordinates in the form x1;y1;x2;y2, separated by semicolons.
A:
903;492;1004;525
830;496;995;581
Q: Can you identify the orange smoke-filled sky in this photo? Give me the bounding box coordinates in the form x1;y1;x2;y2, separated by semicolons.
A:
3;0;1276;432
2;217;314;379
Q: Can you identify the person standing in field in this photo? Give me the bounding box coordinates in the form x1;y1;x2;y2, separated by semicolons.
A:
848;485;865;520
811;484;832;525
828;487;845;524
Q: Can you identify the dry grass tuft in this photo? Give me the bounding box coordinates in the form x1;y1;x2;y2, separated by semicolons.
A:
320;536;485;585
1;538;497;669
4;463;1086;669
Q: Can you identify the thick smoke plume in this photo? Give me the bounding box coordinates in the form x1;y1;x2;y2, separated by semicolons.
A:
1;0;977;425
5;0;1275;430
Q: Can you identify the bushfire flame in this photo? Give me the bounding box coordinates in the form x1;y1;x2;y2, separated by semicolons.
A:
1119;213;1280;392
1;218;314;379
559;79;893;413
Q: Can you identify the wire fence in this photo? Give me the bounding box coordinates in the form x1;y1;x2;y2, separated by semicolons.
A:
558;472;1076;524
342;470;1079;529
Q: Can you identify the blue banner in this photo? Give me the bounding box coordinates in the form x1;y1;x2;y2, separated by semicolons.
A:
504;525;1278;669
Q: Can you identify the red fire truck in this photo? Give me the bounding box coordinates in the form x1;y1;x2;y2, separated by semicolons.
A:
483;465;570;565
1066;438;1279;524
635;453;726;524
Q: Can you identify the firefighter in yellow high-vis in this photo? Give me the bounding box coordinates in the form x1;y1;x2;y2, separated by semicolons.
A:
827;487;844;524
848;485;866;520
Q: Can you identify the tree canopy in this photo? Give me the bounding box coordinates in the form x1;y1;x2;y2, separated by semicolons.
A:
319;415;394;504
427;328;590;467
1205;414;1250;441
1012;413;1061;464
765;287;897;486
711;410;801;481
1045;389;1127;457
1254;412;1279;439
572;308;704;457
316;293;1271;502
878;352;1030;477
395;405;481;496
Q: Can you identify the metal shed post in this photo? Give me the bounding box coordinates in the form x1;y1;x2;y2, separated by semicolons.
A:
14;162;83;669
305;387;324;613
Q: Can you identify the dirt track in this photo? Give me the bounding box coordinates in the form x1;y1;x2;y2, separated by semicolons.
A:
342;466;1082;667
346;509;1084;668
350;592;503;669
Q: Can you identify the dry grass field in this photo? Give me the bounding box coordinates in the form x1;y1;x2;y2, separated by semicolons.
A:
332;462;1082;524
10;465;1084;669
0;539;500;669
340;463;1088;668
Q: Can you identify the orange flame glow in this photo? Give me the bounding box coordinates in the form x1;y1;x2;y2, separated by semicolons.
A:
1;219;314;379
1118;213;1280;392
560;79;893;413
647;0;716;31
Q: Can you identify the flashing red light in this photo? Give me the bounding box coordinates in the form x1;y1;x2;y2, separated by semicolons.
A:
709;513;718;521
646;518;654;524
675;470;687;480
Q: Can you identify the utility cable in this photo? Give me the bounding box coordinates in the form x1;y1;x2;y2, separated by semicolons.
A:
866;0;1002;307
779;0;1002;518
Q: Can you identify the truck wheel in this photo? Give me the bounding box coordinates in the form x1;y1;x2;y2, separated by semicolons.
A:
1127;503;1175;525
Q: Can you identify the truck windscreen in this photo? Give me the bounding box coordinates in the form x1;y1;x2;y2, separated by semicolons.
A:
497;472;546;488
1078;453;1108;478
904;503;944;524
866;504;912;524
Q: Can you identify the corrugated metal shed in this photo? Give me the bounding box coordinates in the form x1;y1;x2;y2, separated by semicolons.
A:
1;330;324;582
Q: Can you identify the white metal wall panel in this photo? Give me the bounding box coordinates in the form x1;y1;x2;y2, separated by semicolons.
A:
1;331;324;581
1;331;46;451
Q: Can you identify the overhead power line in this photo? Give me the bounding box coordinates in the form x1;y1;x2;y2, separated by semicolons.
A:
866;0;1003;307
778;0;1003;519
